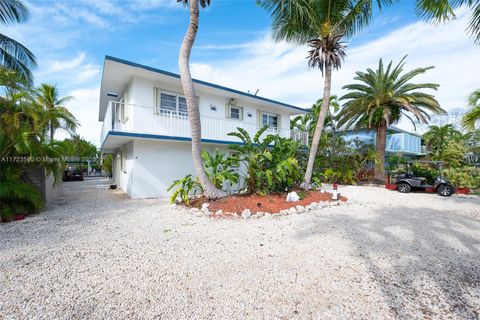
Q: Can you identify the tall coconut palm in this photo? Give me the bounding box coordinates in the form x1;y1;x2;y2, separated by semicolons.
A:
415;0;480;44
36;84;77;141
337;56;446;182
177;0;226;199
462;89;480;130
260;0;391;188
423;124;462;153
0;0;37;84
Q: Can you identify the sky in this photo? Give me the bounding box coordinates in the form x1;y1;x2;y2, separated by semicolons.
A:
5;0;480;146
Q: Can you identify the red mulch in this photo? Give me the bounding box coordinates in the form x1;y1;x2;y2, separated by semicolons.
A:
456;188;470;194
190;190;347;214
385;183;397;190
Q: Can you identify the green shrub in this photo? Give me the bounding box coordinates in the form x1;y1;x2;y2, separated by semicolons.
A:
386;154;408;171
201;150;239;190
1;207;14;222
431;140;466;168
444;167;480;189
310;177;322;191
228;126;302;195
297;190;307;200
167;174;203;205
311;135;377;185
0;167;43;213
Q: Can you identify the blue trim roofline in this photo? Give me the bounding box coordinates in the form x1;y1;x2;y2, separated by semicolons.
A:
105;55;307;113
101;131;243;150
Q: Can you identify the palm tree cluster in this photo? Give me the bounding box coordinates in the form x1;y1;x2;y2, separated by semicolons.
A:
337;57;446;180
174;0;479;197
0;67;77;217
259;0;388;187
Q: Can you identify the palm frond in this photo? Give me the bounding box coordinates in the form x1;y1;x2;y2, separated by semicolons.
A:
0;0;29;25
0;33;36;84
338;56;443;130
462;88;480;130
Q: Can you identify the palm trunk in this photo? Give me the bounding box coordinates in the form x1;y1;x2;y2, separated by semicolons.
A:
374;125;387;182
178;0;226;199
50;122;54;142
303;64;332;187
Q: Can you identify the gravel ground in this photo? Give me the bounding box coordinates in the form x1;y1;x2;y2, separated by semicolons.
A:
1;178;479;320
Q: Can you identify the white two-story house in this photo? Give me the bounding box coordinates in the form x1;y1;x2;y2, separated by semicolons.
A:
99;56;307;198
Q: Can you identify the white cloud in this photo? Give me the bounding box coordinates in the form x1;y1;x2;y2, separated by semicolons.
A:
190;8;480;133
55;87;101;146
39;53;86;75
77;64;102;83
35;52;101;88
130;0;177;10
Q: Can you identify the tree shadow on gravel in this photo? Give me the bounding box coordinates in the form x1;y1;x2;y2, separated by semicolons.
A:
296;205;480;319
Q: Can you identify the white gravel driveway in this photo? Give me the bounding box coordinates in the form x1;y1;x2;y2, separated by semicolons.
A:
1;178;479;319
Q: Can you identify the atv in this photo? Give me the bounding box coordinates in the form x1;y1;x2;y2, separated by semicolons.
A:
395;161;455;197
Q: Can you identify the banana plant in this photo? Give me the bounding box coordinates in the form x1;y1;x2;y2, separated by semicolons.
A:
201;150;239;190
228;126;302;194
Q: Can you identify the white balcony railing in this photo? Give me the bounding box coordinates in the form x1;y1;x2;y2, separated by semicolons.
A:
101;101;308;146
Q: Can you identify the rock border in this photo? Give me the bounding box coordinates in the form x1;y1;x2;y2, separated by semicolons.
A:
170;199;350;219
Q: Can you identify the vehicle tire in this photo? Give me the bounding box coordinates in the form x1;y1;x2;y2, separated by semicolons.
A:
437;184;454;197
397;182;411;193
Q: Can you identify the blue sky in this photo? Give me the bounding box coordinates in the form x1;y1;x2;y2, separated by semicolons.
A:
6;0;480;145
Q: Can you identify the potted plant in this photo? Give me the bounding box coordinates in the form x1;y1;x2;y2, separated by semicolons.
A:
1;207;14;223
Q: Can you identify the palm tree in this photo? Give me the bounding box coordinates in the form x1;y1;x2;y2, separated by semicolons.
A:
462;89;480;131
0;0;37;84
177;0;226;199
291;95;340;139
260;0;389;188
423;124;462;153
36;84;77;141
337;57;446;182
0;74;66;212
415;0;480;44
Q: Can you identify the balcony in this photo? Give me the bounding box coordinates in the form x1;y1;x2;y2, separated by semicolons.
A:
101;101;308;148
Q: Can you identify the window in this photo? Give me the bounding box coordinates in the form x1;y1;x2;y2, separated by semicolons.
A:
226;104;243;120
178;96;188;114
155;89;189;116
229;106;243;120
115;102;126;123
261;112;278;129
160;93;177;111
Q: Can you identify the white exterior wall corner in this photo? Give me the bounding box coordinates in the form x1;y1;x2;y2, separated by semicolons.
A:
130;139;234;198
117;141;135;197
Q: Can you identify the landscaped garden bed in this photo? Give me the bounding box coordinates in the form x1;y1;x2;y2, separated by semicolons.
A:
170;189;349;219
192;190;347;215
168;127;352;219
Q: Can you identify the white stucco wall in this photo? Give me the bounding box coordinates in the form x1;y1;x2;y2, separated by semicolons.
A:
130;139;234;199
110;138;241;199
